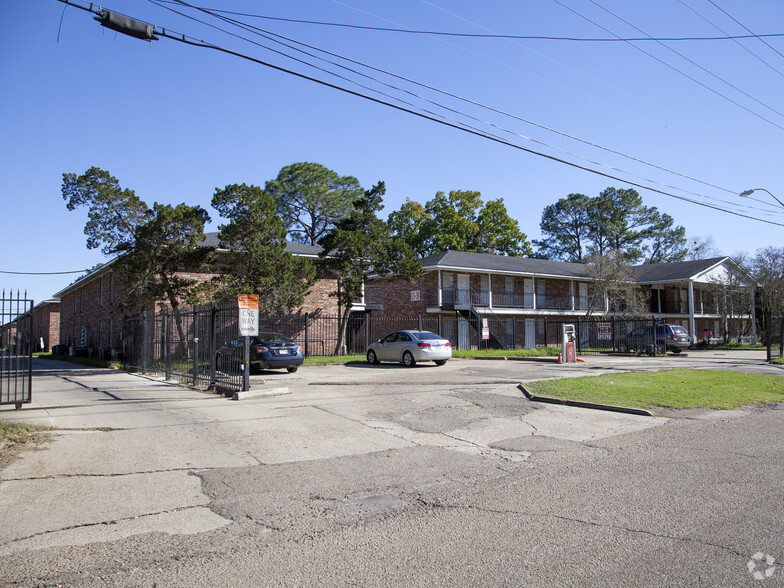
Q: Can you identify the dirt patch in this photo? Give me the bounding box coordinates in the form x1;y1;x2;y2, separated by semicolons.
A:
0;426;53;473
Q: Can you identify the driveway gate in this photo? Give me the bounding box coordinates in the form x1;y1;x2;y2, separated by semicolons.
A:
1;291;33;408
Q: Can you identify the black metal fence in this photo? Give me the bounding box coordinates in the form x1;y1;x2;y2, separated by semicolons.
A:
122;301;669;392
765;312;783;362
0;290;33;407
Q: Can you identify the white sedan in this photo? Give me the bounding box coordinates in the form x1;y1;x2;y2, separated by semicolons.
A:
366;330;452;367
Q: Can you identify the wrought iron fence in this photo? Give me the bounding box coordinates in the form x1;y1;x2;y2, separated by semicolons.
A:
122;303;670;392
1;290;33;407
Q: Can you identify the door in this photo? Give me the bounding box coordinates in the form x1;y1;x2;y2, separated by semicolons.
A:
457;274;470;308
524;279;534;309
505;277;514;307
524;319;536;348
458;317;471;350
578;283;588;310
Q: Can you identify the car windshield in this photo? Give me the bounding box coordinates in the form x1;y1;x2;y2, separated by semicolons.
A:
412;331;442;340
254;333;293;345
670;326;688;335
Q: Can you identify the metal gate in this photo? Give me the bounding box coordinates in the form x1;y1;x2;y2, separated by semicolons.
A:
1;290;33;408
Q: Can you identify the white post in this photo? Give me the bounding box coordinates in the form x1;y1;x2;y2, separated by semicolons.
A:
687;280;696;343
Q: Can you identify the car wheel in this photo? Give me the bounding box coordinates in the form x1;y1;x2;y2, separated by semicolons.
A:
671;348;682;354
402;350;416;367
367;350;378;365
434;359;447;366
287;366;299;373
655;342;666;355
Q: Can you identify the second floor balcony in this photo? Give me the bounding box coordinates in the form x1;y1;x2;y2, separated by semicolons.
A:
426;288;589;312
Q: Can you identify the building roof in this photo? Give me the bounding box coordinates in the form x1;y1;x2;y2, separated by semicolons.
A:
54;235;324;298
419;251;749;285
421;251;591;279
632;257;728;283
202;232;323;257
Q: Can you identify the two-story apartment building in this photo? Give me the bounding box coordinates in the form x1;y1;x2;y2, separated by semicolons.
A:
365;251;756;348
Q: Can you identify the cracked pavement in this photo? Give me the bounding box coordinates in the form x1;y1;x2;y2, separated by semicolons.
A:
0;352;782;586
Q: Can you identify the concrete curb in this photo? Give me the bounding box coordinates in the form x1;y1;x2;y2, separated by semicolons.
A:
475;356;559;363
518;384;654;417
233;387;291;401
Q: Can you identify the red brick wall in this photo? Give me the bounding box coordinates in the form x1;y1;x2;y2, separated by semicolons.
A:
32;303;60;350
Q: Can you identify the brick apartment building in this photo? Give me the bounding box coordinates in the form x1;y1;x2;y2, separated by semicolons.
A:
53;236;340;356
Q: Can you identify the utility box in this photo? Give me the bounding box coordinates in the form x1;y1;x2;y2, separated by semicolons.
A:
560;324;577;363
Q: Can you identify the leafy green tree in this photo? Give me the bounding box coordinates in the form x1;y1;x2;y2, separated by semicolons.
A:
588;187;650;262
319;182;421;354
475;198;532;256
265;162;363;246
534;193;592;262
387;198;429;258
537;187;686;264
63;167;213;349
62;167;213;312
643;211;687;263
210;183;315;313
389;190;531;257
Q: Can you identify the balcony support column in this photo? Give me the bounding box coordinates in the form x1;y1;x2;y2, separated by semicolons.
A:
688;280;696;343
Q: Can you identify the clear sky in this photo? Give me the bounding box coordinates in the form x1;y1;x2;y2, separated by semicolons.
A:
2;0;783;307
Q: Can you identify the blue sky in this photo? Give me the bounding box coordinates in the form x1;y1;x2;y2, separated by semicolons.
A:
2;0;783;306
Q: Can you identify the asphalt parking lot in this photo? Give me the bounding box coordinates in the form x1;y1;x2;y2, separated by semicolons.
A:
0;350;782;586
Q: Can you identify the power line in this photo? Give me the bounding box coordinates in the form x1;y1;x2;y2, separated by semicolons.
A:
550;0;784;133
56;0;784;227
679;0;784;80
154;2;784;43
586;0;784;121
163;0;784;219
707;0;784;61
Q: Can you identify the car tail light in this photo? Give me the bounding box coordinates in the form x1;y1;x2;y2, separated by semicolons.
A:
445;341;451;348
253;345;269;353
417;342;431;349
296;345;303;354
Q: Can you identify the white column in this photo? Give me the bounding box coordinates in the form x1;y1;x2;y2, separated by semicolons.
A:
687;280;696;343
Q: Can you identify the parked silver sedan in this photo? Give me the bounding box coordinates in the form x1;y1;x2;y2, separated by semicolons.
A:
366;330;452;367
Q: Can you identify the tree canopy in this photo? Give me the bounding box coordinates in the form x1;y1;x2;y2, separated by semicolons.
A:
388;190;532;257
210;183;315;313
319;181;421;354
537;187;687;264
265;162;363;246
62;167;213;312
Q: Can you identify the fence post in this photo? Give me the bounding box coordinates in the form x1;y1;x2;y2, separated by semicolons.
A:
210;302;217;387
611;316;616;352
365;313;370;351
304;312;310;358
142;311;148;372
418;315;422;330
779;315;784;358
163;310;171;381
193;308;199;385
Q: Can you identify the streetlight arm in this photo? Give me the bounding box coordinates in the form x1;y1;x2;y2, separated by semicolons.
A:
739;188;784;209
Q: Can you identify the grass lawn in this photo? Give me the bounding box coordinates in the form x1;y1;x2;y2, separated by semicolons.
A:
524;369;784;411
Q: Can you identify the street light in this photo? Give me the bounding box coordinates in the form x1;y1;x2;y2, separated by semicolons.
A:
739;188;784;209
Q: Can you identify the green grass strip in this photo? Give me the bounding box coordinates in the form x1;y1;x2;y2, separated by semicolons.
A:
524;369;784;411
